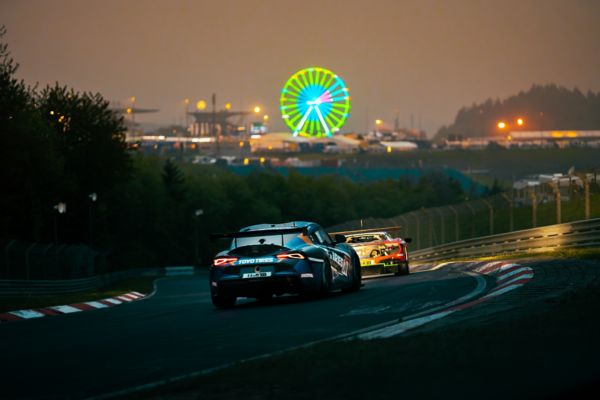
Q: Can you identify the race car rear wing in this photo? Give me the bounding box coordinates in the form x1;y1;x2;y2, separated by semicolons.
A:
210;226;309;242
328;225;402;236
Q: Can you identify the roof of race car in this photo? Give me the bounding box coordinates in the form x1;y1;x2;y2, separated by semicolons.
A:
240;221;315;232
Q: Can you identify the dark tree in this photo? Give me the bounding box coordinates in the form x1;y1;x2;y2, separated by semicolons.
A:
162;158;187;202
0;26;64;241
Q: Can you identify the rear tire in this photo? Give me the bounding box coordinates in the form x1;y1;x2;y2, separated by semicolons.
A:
395;262;409;276
212;293;236;309
317;260;332;296
343;254;362;293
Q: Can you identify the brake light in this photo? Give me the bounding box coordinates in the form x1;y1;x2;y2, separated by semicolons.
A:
213;257;238;266
276;252;305;260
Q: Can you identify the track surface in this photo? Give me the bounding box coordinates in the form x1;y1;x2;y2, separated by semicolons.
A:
1;259;598;399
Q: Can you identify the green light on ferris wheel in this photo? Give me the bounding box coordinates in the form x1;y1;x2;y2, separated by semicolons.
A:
280;67;351;138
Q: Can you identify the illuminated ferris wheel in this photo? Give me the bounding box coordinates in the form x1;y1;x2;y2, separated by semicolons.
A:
280;67;351;138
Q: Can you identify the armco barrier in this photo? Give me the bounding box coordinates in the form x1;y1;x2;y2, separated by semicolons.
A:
409;218;600;263
0;268;163;297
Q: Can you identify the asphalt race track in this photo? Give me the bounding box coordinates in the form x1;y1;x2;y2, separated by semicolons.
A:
1;260;598;399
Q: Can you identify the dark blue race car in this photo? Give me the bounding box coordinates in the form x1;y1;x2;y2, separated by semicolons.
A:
209;221;361;308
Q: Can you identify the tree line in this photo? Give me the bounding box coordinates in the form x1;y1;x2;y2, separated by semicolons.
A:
104;159;466;268
436;84;600;140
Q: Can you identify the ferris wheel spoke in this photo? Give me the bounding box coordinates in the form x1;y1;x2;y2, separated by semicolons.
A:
294;106;314;135
325;114;338;127
314;106;331;136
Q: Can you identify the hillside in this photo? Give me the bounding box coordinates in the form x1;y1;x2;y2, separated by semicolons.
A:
435;84;600;140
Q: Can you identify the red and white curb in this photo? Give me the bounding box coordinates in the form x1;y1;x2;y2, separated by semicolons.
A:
0;291;146;324
356;261;534;340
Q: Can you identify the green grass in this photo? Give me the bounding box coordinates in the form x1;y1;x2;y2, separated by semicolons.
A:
139;278;600;400
0;277;156;313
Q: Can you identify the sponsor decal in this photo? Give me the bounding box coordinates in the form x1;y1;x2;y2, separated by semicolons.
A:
330;251;350;273
237;257;275;265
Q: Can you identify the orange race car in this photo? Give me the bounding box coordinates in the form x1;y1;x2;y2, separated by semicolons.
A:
344;231;412;275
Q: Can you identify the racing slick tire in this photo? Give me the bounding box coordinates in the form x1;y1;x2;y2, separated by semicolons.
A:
316;260;332;296
212;293;237;309
395;262;409;276
343;254;362;293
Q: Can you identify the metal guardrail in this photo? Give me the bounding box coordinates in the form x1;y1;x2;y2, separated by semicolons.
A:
0;268;163;297
409;218;600;263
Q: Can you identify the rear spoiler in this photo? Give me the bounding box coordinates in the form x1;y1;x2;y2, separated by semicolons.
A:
328;225;402;236
210;226;308;242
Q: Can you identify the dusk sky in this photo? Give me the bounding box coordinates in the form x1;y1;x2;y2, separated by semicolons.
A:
2;0;600;136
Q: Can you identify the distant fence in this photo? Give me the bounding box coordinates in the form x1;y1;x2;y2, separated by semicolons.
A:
328;175;600;251
1;240;97;280
408;218;600;263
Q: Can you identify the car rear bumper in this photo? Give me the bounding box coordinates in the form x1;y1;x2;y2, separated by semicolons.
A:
212;273;318;297
360;257;407;268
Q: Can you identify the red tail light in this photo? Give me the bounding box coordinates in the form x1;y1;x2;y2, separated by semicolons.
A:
276;252;305;260
213;257;238;266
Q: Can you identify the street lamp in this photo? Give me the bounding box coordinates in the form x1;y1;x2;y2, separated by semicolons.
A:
129;96;136;126
516;117;524;127
88;193;97;247
193;209;204;266
253;106;261;114
53;202;67;244
225;102;232;111
375;119;382;135
497;121;507;129
183;98;190;128
196;100;207;110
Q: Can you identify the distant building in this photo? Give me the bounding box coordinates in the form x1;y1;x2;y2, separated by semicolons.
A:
445;130;600;149
513;173;588;205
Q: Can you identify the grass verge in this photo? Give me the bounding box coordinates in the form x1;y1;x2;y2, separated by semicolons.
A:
0;277;156;313
139;280;600;400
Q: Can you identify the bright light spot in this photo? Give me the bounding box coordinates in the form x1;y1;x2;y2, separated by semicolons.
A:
282;114;289;119
263;115;269;121
259;157;265;163
375;119;382;125
387;146;392;153
126;107;132;114
239;141;244;148
517;118;524;126
158;135;166;140
497;121;506;129
196;100;206;110
268;146;273;150
251;134;262;139
49;110;55;115
254;106;261;113
243;158;249;166
225;102;232;110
